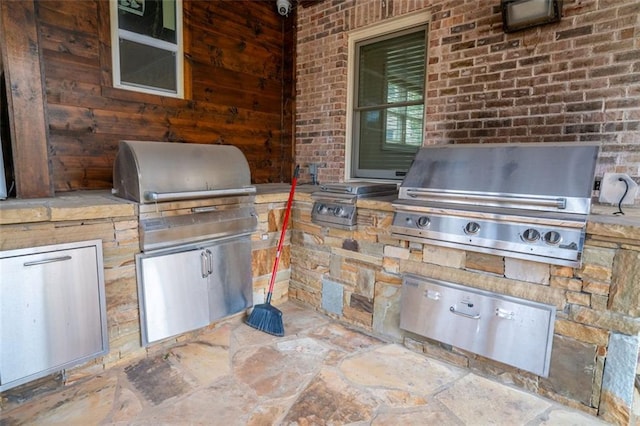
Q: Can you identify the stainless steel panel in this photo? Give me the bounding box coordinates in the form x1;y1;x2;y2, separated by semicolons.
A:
139;206;257;251
0;240;108;391
311;201;357;230
391;208;586;267
112;140;254;203
136;247;210;345
399;142;599;214
136;234;254;346
319;182;398;196
400;274;555;377
206;236;253;322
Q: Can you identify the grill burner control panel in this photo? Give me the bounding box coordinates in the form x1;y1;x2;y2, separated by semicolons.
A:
392;210;585;266
312;202;356;228
315;202;354;219
312;182;398;230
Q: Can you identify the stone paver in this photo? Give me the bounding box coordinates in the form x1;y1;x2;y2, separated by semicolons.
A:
0;301;611;425
436;373;552;425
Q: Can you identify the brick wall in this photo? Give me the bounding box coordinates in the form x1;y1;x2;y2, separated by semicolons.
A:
295;0;640;191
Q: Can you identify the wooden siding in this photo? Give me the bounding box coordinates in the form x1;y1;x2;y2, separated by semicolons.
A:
5;0;293;195
0;0;52;197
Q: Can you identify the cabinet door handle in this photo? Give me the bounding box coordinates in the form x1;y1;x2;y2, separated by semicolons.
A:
200;251;209;278
205;249;213;276
24;255;72;267
449;306;481;320
200;250;213;278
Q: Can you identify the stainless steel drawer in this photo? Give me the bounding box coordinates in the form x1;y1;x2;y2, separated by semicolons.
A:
400;274;555;377
0;240;108;391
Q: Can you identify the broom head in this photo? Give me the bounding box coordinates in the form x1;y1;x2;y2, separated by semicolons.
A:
245;303;284;336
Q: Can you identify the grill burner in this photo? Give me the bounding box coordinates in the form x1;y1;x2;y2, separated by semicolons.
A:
391;143;599;267
312;182;398;230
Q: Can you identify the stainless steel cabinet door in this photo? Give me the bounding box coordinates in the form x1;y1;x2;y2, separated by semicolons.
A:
0;242;107;390
205;236;252;322
400;274;555;377
137;248;210;345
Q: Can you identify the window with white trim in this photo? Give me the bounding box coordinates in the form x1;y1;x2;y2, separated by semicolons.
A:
110;0;183;98
349;22;428;180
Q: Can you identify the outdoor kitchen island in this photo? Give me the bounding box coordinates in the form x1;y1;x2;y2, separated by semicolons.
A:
0;187;638;425
289;190;640;426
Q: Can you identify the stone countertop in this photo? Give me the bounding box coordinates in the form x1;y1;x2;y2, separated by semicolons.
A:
588;204;640;240
0;191;137;225
1;188;638;239
0;186;300;225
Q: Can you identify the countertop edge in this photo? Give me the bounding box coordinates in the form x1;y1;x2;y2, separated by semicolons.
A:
1;189;638;240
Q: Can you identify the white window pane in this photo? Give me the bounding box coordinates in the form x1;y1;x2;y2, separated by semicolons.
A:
119;39;177;92
118;0;176;43
352;25;426;179
357;109;421;171
111;0;182;97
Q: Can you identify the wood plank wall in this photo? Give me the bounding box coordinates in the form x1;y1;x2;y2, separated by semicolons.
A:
24;0;293;194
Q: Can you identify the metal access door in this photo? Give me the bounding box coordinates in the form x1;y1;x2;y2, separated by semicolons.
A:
206;236;253;323
400;274;556;377
136;234;254;346
0;241;107;390
137;247;210;345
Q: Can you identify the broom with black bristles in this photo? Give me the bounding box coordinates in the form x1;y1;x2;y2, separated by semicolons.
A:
246;165;300;336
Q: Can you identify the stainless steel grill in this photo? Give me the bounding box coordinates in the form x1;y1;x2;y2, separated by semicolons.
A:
391;143;600;267
312;182;398;230
112;140;257;345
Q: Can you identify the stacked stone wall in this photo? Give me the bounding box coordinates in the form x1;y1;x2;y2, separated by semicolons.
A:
289;195;640;425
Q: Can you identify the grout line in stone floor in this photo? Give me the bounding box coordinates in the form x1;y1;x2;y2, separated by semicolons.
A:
0;301;611;425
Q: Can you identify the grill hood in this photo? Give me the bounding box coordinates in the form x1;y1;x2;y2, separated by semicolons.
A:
112;141;255;203
391;142;600;267
398;142;599;215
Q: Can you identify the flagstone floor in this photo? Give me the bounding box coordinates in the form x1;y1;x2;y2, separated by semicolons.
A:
1;301;610;425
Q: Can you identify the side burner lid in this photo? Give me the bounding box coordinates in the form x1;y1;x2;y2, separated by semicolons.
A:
319;182;398;197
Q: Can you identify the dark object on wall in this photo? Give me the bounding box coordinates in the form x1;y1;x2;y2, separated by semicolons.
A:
501;0;562;33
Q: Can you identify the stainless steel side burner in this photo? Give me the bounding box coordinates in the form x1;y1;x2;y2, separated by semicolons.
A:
312;182;398;230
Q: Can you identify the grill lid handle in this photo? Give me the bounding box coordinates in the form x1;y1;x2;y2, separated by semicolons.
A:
405;189;567;210
144;186;256;202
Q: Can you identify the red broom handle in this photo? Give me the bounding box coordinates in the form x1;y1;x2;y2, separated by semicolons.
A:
266;165;300;303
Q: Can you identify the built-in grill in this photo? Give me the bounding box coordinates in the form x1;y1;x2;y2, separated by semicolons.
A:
312;182;398;229
112;140;257;345
391;143;600;267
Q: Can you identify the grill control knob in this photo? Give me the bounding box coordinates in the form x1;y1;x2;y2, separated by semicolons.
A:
416;216;430;228
333;206;344;217
544;230;562;245
317;204;328;214
522;228;540;242
464;221;481;235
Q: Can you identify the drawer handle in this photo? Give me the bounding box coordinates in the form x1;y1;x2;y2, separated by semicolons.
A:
192;206;218;213
495;308;515;320
24;255;72;266
449;306;480;319
425;290;440;300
